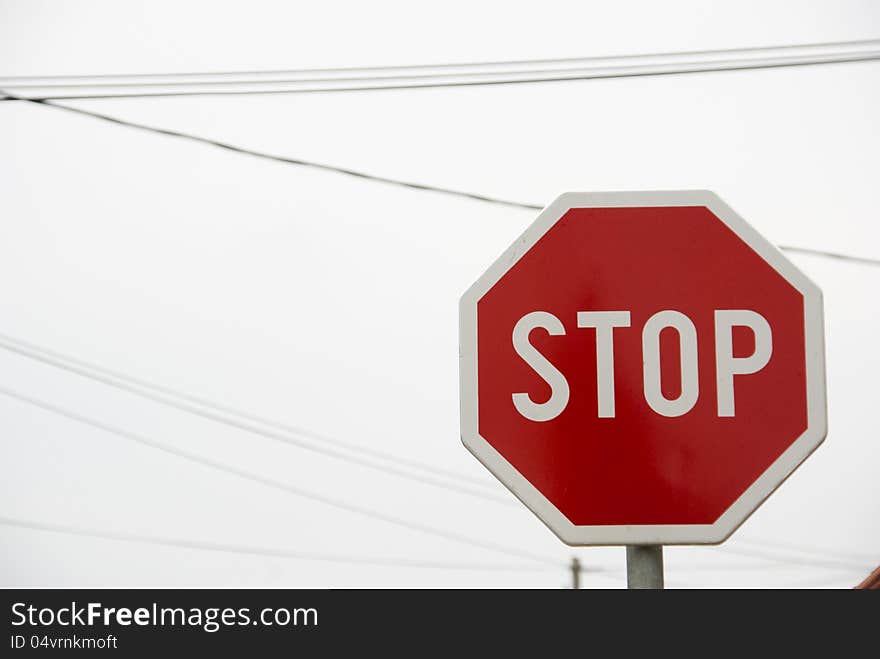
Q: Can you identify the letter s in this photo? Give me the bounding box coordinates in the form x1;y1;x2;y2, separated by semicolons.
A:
511;311;569;422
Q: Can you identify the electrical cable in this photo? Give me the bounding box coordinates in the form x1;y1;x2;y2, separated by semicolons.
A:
4;91;877;267
0;333;511;506
0;384;558;566
775;245;880;267
1;38;878;100
4;38;876;82
0;331;492;490
2;92;537;210
0;516;556;572
710;543;871;572
733;536;878;565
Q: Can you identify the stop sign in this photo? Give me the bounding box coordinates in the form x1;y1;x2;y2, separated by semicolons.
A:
459;191;826;545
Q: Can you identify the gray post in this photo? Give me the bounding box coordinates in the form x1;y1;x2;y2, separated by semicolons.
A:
626;545;664;589
570;557;581;589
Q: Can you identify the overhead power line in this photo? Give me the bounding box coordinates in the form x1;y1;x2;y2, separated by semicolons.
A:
5;38;876;82
0;384;558;566
733;536;879;566
0;332;495;489
0;332;510;506
1;38;878;100
1;91;538;210
0;516;554;572
710;543;871;572
0;330;499;491
5;92;879;267
3;514;855;578
776;245;880;267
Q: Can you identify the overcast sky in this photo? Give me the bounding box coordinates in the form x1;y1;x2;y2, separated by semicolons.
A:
1;1;878;588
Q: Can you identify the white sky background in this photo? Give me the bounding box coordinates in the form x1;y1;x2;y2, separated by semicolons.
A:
0;0;878;588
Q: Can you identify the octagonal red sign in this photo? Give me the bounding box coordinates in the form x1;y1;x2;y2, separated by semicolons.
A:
459;191;826;545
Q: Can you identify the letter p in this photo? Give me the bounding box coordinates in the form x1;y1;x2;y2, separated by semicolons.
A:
715;310;772;417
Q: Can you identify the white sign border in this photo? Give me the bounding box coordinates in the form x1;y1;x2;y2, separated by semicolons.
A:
459;190;827;545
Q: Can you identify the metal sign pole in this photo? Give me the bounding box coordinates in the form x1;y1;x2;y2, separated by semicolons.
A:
626;545;664;589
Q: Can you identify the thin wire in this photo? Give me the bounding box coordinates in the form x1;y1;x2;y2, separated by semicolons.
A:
0;516;555;572
1;39;878;100
792;572;865;588
4;38;876;82
5;92;878;267
776;245;880;267
0;331;502;497
711;544;871;572
15;514;850;580
3;51;877;92
10;57;842;89
1;92;538;210
0;384;558;566
0;331;494;489
734;536;878;565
